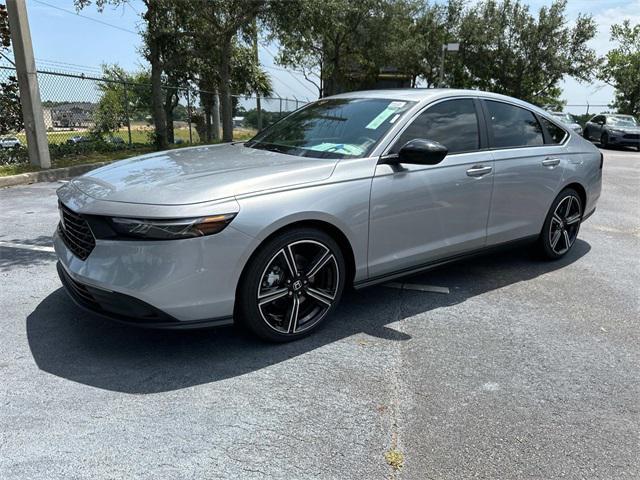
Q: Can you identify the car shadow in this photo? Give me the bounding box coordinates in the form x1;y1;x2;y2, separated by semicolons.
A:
27;240;591;394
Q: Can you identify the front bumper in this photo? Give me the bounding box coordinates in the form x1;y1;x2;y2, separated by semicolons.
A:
53;218;254;327
607;134;640;147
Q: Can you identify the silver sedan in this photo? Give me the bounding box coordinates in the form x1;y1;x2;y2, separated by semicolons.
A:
54;89;602;341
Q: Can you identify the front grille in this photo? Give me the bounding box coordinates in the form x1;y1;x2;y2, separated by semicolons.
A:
623;133;639;140
58;202;95;260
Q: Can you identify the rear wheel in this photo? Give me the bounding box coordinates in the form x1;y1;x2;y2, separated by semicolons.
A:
237;228;345;342
539;188;582;260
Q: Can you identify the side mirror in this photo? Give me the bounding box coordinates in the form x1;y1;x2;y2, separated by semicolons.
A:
395;139;448;165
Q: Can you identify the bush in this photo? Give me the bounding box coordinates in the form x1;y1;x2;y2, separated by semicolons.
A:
0;146;28;165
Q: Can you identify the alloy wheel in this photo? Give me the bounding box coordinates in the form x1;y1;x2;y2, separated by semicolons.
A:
548;194;581;255
257;240;339;334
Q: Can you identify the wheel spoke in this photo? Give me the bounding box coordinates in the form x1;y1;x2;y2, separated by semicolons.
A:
305;288;331;307
550;229;562;249
563;229;571;249
285;295;300;333
306;286;334;303
258;288;289;305
306;250;334;278
552;213;563;225
564;196;573;218
278;246;298;277
566;213;581;225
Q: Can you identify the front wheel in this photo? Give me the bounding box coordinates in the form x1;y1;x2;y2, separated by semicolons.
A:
237;228;346;342
539;188;583;260
600;132;609;148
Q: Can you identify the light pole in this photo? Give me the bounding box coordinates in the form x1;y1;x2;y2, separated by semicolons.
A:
439;42;460;88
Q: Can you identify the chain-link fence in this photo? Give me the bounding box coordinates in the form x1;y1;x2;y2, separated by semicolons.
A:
0;65;307;165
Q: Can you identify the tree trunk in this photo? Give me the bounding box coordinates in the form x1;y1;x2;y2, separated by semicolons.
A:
213;90;221;141
149;44;168;149
164;89;176;144
220;37;233;142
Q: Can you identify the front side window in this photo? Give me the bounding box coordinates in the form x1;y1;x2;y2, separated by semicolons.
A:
486;100;544;148
540;117;568;144
391;99;480;154
246;98;415;159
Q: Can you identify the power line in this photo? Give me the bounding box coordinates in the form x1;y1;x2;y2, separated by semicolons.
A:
31;0;139;35
260;44;318;97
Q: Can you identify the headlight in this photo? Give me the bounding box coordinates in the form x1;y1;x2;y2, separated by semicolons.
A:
110;214;236;240
609;129;624;136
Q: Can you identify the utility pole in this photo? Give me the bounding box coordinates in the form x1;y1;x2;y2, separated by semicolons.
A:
6;0;50;168
439;42;460;88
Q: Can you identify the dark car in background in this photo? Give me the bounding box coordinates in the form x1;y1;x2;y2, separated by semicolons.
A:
584;114;640;150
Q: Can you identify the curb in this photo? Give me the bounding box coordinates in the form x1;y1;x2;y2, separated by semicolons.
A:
0;161;110;188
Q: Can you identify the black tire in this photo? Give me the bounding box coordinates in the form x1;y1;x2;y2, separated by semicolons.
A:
539;188;583;260
583;127;590;140
600;132;609;148
236;227;346;342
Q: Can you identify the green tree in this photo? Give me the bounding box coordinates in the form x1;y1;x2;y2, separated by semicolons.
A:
451;0;597;106
598;20;640;117
0;2;23;136
269;0;411;97
92;65;150;136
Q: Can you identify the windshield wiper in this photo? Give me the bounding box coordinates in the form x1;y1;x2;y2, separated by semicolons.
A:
247;142;292;154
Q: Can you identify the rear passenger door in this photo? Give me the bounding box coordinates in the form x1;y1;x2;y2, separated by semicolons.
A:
483;100;567;246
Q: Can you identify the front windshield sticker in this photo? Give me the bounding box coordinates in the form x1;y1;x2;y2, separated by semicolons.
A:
365;101;407;130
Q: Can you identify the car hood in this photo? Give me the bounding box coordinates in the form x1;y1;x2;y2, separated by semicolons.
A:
609;126;640;133
71;143;338;205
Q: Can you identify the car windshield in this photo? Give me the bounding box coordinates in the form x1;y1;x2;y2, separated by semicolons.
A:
608;116;638;127
552;113;574;123
246;98;415;159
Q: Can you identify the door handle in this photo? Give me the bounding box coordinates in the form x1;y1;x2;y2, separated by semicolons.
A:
466;165;492;177
542;157;561;167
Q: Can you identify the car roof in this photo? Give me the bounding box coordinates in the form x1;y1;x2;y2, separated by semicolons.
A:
326;88;552;117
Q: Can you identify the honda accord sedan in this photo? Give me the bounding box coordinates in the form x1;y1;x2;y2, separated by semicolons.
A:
584;114;640;150
54;89;602;341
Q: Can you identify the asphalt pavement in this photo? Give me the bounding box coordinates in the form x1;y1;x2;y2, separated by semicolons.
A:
1;147;638;479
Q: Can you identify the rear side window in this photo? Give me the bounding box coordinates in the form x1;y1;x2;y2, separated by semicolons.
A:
539;117;568;144
486;101;544;148
392;99;480;154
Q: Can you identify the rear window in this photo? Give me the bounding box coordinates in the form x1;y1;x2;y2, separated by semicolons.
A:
486;101;544;148
539;117;568;144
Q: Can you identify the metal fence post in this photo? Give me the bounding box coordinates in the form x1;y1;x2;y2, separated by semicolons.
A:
186;88;193;144
279;97;282;115
122;81;132;145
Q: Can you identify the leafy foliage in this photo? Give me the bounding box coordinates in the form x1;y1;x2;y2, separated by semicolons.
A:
598;20;640;117
0;3;23;135
452;0;597;106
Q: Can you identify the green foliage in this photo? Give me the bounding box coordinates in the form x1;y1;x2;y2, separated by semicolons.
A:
598;20;640;117
0;145;28;165
243;108;286;130
0;3;23;135
452;0;598;106
269;0;413;96
0;75;23;135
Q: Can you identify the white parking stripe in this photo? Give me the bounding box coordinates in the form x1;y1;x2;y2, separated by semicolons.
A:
0;241;55;253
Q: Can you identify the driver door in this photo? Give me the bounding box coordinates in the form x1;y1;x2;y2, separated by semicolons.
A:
367;98;494;278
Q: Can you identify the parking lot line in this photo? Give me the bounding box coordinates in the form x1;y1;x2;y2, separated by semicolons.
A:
0;241;55;253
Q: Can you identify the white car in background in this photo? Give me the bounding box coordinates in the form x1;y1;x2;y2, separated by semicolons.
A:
550;112;583;136
0;136;22;148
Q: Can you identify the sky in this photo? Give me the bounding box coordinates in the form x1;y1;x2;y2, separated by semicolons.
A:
3;0;639;114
